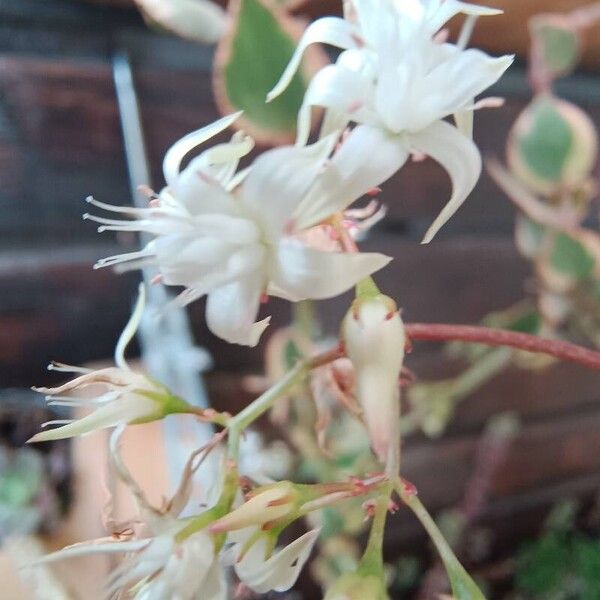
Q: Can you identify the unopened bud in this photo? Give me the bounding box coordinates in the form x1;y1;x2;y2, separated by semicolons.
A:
210;482;297;533
341;291;405;466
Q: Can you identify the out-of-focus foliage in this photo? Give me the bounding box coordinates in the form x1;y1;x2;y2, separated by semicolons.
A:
214;0;320;143
515;501;600;600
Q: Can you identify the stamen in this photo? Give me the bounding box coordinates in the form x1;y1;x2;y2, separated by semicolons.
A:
85;196;150;216
40;419;74;428
94;249;153;270
83;214;133;227
47;361;92;374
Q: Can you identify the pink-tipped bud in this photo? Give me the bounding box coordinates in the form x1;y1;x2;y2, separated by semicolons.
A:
341;294;405;466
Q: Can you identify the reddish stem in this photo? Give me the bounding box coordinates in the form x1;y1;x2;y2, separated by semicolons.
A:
405;323;600;371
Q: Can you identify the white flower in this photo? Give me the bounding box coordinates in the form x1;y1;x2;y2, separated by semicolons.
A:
268;0;512;242
341;291;405;469
28;285;200;442
35;517;225;600
135;0;227;44
88;113;390;346
234;528;320;594
34;428;227;600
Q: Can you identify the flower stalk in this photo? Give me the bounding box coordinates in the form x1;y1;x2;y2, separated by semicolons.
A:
405;322;600;370
228;345;345;457
395;479;486;600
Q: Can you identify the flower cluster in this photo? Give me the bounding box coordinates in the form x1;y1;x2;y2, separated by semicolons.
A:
27;1;515;598
84;0;511;348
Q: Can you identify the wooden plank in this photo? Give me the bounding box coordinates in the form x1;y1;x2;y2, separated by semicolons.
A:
0;54;597;245
0;236;534;383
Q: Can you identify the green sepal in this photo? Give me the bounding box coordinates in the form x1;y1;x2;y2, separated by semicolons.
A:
355;277;382;301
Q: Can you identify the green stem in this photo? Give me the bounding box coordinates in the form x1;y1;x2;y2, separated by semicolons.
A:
292;300;318;340
396;480;486;600
449;347;512;400
227;345;344;458
359;484;392;577
227;362;308;458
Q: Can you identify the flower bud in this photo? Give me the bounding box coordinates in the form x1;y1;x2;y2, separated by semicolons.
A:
341;289;405;466
324;572;389;600
210;482;297;533
507;96;597;196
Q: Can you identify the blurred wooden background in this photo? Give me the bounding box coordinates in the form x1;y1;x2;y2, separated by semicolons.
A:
0;0;599;594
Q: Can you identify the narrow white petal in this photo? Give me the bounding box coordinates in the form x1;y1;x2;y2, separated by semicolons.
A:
296;64;375;146
241;136;337;240
172;158;238;216
410;120;482;244
269;240;391;301
135;0;227;44
205;275;269;347
163;112;242;186
454;109;474;139
236;529;320;593
32;538;150;565
429;0;502;32
295;125;409;230
200;559;227;600
115;283;146;370
267;17;358;102
424;49;513;122
28;396;155;442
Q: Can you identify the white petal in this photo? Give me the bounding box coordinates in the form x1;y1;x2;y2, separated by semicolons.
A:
429;0;502;32
267;17;358;102
200;559;227;600
171;133;253;215
28;395;156;442
205;275;269;346
454;109;474;139
154;235;236;286
410;120;482;244
171;158;238;216
241;136;337;240
163;112;242;186
236;529;320;593
32;538;150;565
295;125;409;230
114;283;146;370
269;240;391;301
135;0;227;44
423;49;513;124
296;64;376;146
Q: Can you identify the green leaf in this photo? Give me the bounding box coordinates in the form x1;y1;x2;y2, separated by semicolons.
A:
518;99;573;183
284;339;302;369
508;310;541;335
532;19;579;78
550;233;595;279
320;506;346;538
215;0;310;142
516;531;571;595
